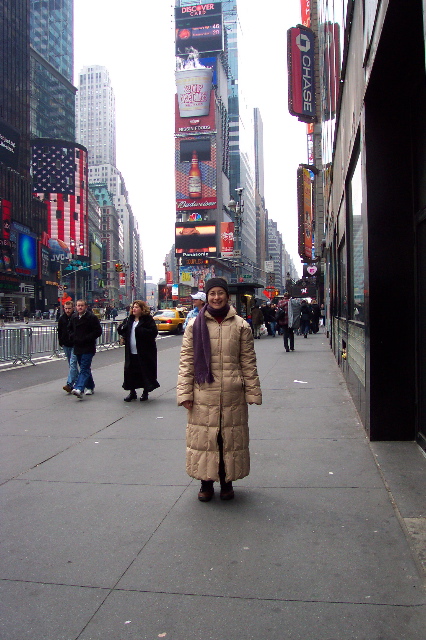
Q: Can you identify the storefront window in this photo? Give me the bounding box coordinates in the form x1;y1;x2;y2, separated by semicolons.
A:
338;238;347;318
349;157;365;322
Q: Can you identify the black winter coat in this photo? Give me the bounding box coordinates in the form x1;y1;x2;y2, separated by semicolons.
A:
57;311;75;347
117;314;160;392
69;310;102;355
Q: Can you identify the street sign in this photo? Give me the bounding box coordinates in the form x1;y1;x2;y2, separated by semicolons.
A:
264;260;274;273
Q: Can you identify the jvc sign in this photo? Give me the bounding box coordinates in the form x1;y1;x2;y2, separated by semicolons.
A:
287;26;316;123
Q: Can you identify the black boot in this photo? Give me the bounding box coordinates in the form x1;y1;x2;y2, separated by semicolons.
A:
124;390;137;402
198;480;214;502
140;390;149;401
220;480;234;500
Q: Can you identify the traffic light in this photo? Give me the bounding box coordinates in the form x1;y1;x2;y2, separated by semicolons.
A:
115;262;122;272
57;271;61;280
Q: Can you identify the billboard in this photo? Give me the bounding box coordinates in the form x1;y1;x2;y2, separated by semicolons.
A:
300;0;311;27
176;136;217;211
175;3;223;56
175;91;216;134
297;165;314;260
0;120;20;170
322;22;341;120
0;198;14;272
10;223;38;276
220;221;234;257
287;26;316;123
175;222;217;258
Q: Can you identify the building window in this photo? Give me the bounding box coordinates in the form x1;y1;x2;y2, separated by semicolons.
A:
74;212;79;220
349;154;364;322
338;237;347;318
56;210;62;219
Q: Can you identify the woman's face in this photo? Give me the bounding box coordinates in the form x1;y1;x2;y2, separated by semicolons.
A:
132;304;142;317
207;287;228;310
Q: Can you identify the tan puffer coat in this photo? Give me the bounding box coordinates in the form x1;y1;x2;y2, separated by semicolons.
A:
177;306;262;482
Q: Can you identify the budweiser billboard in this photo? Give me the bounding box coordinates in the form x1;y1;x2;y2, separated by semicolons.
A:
300;0;311;27
175;136;217;211
287;26;316;123
297;165;314;260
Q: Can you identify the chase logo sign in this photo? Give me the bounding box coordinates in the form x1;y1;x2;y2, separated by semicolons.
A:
287;26;316;123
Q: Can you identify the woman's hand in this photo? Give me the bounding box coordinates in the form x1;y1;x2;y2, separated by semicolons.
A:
181;400;193;410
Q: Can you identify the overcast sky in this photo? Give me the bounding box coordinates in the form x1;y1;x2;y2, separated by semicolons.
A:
74;0;307;282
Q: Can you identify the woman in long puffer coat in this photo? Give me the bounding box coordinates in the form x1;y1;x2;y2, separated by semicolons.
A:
117;300;160;402
177;278;262;502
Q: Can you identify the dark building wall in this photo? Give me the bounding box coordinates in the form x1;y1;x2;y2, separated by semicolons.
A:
0;0;33;229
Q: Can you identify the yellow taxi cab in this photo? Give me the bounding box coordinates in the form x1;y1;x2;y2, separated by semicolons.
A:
153;308;186;334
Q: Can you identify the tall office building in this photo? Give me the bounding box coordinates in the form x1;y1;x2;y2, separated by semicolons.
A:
76;66;116;166
30;0;76;140
76;65;143;304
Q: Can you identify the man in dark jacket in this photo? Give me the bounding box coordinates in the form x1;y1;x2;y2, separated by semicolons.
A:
70;299;102;399
57;301;78;393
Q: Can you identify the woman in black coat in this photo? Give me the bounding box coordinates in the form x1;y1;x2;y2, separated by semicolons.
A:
117;300;160;402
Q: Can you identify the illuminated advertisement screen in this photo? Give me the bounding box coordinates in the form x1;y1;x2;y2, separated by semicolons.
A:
175;3;223;55
297;166;314;260
175;222;217;258
11;224;38;275
175;136;217;211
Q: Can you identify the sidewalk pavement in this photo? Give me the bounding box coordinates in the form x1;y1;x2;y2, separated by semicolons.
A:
1;329;425;639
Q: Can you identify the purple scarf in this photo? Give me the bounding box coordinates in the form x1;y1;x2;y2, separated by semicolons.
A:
193;303;230;384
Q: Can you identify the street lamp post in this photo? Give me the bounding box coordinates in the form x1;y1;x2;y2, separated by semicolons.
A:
69;239;84;300
228;187;244;284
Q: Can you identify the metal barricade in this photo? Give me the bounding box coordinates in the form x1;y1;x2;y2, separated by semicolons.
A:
97;321;120;350
0;327;34;365
29;325;62;358
0;321;121;367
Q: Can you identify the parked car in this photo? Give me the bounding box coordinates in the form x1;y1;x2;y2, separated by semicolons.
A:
153;309;186;334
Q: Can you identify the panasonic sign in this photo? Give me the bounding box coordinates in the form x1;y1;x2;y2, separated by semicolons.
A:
287;26;316;123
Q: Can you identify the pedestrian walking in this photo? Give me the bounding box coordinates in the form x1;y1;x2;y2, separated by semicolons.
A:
0;305;5;327
57;300;79;393
70;300;102;399
183;291;206;330
111;306;118;320
276;293;301;351
23;307;30;324
310;298;321;334
177;277;262;502
251;303;264;339
117;300;160;402
300;300;312;338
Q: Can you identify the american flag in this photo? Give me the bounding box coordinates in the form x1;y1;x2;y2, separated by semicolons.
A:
32;142;88;256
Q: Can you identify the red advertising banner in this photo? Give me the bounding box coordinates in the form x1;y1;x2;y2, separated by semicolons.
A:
119;272;126;287
322;22;341;120
287;26;316;123
220;221;234;257
297;165;314;260
0;198;13;271
300;0;311;27
175;136;217;211
175;91;216;134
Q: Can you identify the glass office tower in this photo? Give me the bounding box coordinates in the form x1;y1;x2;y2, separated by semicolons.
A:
30;0;76;140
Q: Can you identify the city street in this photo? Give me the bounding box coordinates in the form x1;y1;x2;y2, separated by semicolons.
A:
0;330;425;639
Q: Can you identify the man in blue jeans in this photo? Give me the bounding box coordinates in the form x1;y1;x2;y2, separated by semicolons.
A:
57;300;79;393
70;300;102;399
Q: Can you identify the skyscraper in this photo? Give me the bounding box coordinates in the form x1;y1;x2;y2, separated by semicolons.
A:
76;65;143;304
76;66;116;167
30;0;76;140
